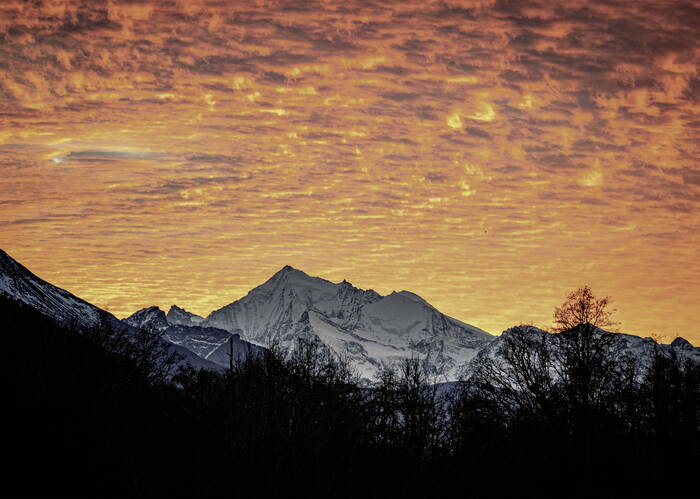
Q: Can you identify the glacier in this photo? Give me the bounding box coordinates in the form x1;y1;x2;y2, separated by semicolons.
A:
174;265;494;381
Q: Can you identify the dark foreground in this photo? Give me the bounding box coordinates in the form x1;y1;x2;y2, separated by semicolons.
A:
4;294;698;497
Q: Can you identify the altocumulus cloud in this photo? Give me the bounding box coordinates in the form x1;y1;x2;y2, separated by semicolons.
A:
0;0;698;343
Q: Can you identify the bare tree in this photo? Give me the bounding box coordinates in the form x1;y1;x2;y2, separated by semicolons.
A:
649;332;669;344
83;314;182;384
552;285;618;333
466;326;558;423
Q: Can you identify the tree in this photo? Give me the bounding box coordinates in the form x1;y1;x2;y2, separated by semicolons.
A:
552;285;618;333
83;314;183;384
649;332;669;344
643;348;700;450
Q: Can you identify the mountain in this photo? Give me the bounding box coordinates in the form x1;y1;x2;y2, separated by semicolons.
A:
166;304;205;327
123;305;264;367
0;249;103;327
8;247;694;382
196;265;493;380
668;336;700;363
468;324;700;377
0;249;218;371
123;305;170;330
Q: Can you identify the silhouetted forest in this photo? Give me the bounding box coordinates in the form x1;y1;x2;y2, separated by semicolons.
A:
4;294;698;497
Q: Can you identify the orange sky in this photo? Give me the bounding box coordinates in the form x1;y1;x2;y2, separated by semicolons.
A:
1;0;699;343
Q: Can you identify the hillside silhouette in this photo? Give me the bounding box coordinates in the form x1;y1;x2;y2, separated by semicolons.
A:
4;291;698;497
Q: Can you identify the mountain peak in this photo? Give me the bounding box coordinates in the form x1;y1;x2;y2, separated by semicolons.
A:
264;265;317;288
124;306;168;330
166;304;205;326
273;264;306;278
671;337;693;350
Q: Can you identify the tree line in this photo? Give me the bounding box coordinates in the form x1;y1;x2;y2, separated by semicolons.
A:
4;287;699;497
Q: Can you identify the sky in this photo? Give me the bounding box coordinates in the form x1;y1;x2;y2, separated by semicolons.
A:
1;0;699;343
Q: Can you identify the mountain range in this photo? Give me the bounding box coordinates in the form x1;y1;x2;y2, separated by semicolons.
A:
126;264;494;380
123;305;265;367
0;249;227;372
1;248;697;380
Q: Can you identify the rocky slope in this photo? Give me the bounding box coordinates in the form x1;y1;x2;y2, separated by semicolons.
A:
123;305;264;367
0;249;218;372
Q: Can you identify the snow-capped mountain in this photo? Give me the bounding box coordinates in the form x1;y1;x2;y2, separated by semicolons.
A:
197;265;493;380
0;249;102;327
8;246;695;382
123;305;264;367
466;324;700;379
0;249;218;371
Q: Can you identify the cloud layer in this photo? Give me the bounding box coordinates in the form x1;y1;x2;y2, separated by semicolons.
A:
1;0;699;342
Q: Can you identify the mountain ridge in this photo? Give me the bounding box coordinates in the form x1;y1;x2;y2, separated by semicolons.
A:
123;305;264;366
0;248;219;372
123;264;700;379
1;248;103;327
3;249;698;382
179;265;493;380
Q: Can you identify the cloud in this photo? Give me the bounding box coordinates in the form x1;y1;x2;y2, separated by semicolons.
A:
0;0;698;342
53;150;169;163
